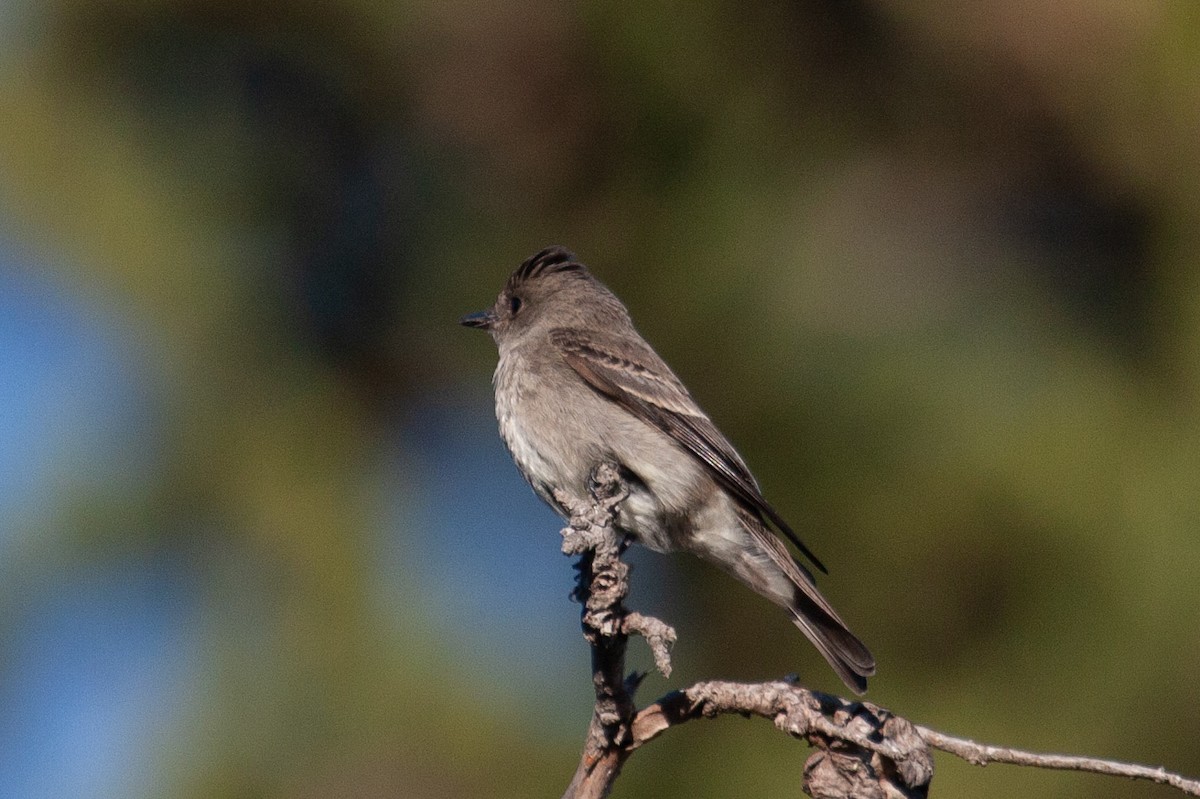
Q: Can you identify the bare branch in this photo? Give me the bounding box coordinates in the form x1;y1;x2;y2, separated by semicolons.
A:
629;681;933;799
559;463;675;799
557;465;1200;799
622;612;676;678
917;726;1200;795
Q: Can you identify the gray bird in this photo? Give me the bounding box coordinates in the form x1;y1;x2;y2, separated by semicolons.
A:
461;246;875;693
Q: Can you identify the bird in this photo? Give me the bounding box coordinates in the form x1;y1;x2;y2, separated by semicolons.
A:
460;245;875;693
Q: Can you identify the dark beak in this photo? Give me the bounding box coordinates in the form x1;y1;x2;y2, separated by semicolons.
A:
459;310;496;330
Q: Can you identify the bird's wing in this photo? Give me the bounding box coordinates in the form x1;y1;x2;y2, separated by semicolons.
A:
550;327;827;574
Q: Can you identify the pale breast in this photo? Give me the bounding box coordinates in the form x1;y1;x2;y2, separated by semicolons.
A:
493;348;591;510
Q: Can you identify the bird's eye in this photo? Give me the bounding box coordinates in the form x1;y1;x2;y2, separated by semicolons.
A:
509;296;524;315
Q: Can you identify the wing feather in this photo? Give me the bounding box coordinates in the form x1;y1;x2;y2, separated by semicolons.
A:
551;328;828;574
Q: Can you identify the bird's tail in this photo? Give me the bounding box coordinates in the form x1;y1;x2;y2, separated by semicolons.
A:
726;508;876;694
788;593;875;695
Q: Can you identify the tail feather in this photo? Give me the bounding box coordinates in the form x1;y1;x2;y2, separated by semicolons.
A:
790;594;875;695
722;505;876;695
724;511;878;691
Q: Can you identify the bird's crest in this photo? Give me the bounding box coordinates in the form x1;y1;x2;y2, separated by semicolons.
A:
507;246;584;291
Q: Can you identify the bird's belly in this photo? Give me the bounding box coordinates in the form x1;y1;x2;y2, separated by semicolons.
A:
616;484;676;552
493;350;706;550
499;414;565;499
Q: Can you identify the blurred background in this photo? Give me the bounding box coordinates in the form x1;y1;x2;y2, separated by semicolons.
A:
1;1;1198;797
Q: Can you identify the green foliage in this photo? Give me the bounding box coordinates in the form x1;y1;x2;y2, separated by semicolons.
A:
1;1;1198;797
